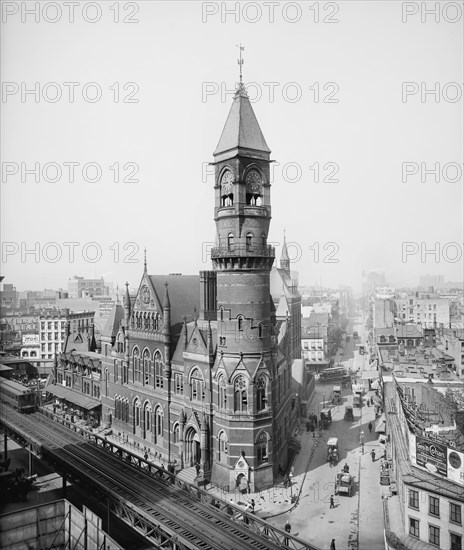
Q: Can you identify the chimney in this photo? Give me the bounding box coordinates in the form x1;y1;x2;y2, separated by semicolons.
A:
199;271;217;321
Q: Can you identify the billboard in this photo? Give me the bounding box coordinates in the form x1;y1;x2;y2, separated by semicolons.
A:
22;334;39;345
410;433;464;487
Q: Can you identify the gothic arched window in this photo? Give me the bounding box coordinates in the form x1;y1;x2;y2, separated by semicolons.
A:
218;431;228;462
144;401;152;434
256;375;267;412
143;348;151;385
227;233;234;251
218;375;227;409
132;347;140;383
154;406;163;443
173;423;180;444
234;376;247;412
256;431;269;463
154;351;163;389
246;232;252;251
237;315;244;331
191;368;204;401
133;398;141;427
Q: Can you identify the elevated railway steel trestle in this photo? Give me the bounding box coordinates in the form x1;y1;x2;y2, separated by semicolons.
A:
1;407;321;550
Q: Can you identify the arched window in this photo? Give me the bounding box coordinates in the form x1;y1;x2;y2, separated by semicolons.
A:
227;233;234;251
262;233;266;246
154;406;163;443
143;349;150;385
219;307;224;322
115;396;120;420
234;376;247;412
191;368;205;401
144;402;152;434
380;335;386;343
237;315;244;331
132;347;140;383
173;423;180;444
218;431;228;462
134;398;141;427
154;351;164;389
246;232;252;251
256;375;267;412
124;399;129;423
144;313;150;330
218;375;227;409
105;368;109;396
258;323;263;338
256;431;269;463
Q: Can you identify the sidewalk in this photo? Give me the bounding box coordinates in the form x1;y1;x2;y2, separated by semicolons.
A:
358;398;387;550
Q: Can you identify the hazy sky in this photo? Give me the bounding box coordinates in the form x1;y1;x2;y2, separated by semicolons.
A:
1;1;463;293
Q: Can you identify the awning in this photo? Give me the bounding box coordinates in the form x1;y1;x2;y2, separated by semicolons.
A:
45;384;101;410
375;413;386;433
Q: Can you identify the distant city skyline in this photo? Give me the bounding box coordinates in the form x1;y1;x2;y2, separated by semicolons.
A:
2;2;462;296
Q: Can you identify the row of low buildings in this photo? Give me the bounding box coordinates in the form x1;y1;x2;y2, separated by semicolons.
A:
373;320;464;549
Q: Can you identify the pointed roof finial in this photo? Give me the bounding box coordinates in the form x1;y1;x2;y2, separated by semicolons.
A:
116;284;119;304
235;43;247;97
144;248;147;272
237;43;244;84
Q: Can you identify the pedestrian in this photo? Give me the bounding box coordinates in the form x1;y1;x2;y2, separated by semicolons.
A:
330;494;335;509
250;498;255;513
370;396;374;406
371;449;376;462
144;451;148;461
195;462;200;476
330;538;336;550
368;421;373;433
285;520;291;533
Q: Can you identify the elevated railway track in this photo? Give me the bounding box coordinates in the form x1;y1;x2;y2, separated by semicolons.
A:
1;407;320;550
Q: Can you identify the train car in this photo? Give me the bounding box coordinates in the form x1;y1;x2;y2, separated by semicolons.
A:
0;378;38;413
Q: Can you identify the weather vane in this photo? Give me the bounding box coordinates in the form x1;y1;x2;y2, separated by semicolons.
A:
236;43;244;84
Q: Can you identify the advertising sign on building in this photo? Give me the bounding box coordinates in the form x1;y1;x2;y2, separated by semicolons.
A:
415;435;448;477
22;334;39;345
410;433;464;487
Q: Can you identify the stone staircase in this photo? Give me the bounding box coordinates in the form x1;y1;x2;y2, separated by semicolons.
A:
176;465;199;485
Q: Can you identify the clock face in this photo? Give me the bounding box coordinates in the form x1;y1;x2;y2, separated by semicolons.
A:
221;171;233;192
141;285;151;304
246;171;262;192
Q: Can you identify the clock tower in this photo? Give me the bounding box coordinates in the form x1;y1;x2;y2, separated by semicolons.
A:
210;80;282;490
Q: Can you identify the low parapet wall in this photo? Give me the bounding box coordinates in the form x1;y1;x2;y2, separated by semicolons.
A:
0;499;121;550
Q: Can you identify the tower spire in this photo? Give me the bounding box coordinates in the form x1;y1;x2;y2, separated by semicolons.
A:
237;43;244;85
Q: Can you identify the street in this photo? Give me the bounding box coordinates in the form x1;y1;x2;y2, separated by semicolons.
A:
267;315;385;550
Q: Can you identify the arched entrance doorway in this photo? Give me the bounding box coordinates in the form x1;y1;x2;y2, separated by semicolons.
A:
185;426;201;467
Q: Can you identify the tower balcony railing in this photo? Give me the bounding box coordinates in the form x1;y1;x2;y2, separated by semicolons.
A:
211;244;275;259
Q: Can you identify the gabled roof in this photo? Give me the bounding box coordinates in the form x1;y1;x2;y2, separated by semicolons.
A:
148;275;199;331
214;88;270;157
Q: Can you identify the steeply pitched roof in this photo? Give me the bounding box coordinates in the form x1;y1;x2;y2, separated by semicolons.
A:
214;88;270;157
148;275;199;331
102;302;124;340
